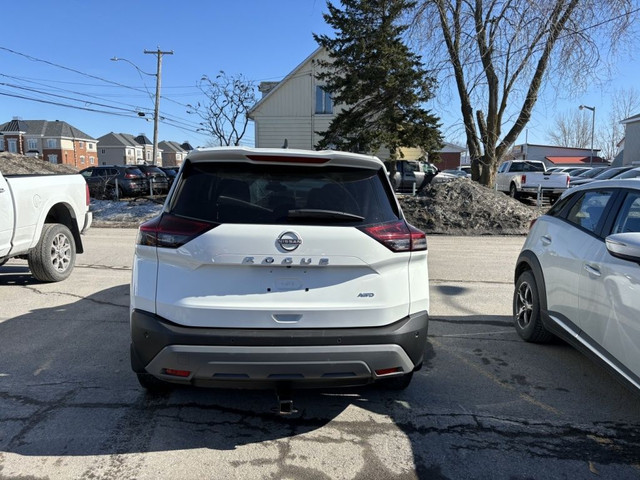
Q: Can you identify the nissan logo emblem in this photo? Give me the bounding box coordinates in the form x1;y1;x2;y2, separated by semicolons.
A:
277;231;302;251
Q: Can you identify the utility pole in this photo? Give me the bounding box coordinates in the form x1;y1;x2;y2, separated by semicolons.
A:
144;48;173;166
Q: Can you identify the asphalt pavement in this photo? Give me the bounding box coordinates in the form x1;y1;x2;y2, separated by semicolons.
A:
0;229;638;480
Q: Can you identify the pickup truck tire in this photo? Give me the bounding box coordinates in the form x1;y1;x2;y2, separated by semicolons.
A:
28;223;76;282
509;183;520;200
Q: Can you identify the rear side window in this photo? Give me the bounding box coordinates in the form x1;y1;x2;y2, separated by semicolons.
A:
612;193;640;234
565;190;614;234
168;161;399;226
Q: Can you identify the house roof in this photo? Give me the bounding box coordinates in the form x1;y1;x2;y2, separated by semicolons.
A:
158;140;186;153
98;132;153;148
546;156;607;165
0;119;95;140
247;46;325;118
621;112;640;124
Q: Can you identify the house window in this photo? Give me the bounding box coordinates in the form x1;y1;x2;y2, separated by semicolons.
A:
47;139;57;148
0;139;4;151
48;154;58;164
89;143;94;149
27;139;38;150
8;139;18;153
78;141;84;148
146;151;151;161
101;149;106;154
80;155;85;164
90;156;95;165
315;86;333;114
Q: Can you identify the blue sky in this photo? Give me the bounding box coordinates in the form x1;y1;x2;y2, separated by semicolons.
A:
0;1;331;148
1;1;637;151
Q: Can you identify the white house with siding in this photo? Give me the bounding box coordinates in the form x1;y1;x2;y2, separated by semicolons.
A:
247;47;338;151
620;114;640;166
248;48;452;164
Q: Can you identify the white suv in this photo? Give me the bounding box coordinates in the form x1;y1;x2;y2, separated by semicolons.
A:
130;147;429;394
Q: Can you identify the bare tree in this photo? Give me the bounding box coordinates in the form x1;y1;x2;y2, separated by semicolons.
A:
598;87;640;160
409;0;637;186
546;110;592;148
188;71;256;146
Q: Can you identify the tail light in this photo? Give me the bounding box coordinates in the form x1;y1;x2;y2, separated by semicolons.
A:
521;174;526;184
85;183;90;206
137;214;216;248
124;172;136;179
359;220;427;252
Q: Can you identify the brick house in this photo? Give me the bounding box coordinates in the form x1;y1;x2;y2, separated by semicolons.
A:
0;118;98;168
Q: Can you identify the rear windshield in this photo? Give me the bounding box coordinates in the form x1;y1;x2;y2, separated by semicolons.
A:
168;161;400;226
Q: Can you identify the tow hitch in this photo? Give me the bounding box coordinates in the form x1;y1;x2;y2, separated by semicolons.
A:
273;386;297;415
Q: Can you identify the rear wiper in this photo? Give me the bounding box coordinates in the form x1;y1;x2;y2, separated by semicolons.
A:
287;209;365;222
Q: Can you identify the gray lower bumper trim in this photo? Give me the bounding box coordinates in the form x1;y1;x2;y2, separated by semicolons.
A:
146;344;414;384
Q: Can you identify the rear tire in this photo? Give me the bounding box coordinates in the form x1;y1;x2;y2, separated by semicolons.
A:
136;373;174;393
28;223;76;282
509;183;520;200
513;270;553;343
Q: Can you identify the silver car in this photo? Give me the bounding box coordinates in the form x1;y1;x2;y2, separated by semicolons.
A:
513;179;640;393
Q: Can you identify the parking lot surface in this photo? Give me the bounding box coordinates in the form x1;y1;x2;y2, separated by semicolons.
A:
1;229;638;479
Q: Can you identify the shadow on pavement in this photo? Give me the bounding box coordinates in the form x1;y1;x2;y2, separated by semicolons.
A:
1;285;639;479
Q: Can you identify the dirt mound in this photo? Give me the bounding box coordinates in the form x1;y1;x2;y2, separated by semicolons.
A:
0;152;78;175
399;179;540;235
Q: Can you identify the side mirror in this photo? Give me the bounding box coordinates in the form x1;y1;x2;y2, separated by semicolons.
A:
605;233;640;263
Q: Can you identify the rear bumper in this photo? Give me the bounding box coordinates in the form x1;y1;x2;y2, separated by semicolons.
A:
82;211;92;233
130;309;429;389
520;186;566;196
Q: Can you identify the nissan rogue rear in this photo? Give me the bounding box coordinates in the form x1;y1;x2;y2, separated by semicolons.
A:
130;147;429;394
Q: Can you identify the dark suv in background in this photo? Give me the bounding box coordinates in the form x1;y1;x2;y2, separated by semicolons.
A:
80;165;147;199
137;165;169;194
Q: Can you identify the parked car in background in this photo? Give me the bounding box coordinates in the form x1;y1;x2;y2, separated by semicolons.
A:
570;166;608;181
569;166;635;187
563;167;591;176
613;167;640;180
136;165;169;194
513;179;640;393
385;160;437;193
130;147;430;403
456;165;471;175
80;165;147;199
160;166;179;188
442;169;471;179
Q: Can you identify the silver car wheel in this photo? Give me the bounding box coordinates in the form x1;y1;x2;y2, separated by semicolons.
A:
50;232;72;273
515;281;533;330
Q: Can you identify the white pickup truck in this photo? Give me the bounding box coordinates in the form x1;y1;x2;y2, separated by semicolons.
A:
496;160;570;202
0;171;92;281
